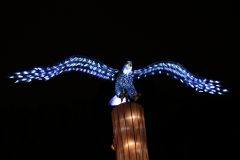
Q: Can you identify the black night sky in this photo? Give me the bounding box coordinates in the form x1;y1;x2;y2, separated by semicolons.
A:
3;0;238;159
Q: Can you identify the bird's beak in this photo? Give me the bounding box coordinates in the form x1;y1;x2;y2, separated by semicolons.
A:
128;62;132;67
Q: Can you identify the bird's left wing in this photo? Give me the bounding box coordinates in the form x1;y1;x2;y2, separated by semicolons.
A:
9;56;119;83
133;61;228;95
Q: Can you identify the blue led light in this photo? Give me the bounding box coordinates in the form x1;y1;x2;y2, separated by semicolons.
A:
133;61;228;96
10;56;228;106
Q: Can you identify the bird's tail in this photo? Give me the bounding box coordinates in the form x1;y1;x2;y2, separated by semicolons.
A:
109;95;126;106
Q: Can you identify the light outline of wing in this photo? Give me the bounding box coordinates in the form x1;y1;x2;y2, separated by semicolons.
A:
132;61;228;95
9;55;119;83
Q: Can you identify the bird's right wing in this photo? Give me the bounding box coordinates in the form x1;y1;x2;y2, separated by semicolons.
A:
133;61;228;95
9;56;119;83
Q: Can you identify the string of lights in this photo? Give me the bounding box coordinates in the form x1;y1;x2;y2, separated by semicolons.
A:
9;56;228;106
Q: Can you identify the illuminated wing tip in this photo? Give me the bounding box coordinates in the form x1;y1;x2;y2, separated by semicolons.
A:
10;68;54;83
191;78;228;95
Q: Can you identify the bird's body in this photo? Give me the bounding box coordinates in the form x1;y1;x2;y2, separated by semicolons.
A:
115;61;137;99
9;56;228;106
115;72;136;98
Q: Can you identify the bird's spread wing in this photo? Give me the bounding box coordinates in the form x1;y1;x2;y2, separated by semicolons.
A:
133;61;228;95
9;56;119;83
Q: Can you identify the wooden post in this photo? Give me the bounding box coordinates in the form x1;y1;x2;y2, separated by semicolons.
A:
111;102;149;160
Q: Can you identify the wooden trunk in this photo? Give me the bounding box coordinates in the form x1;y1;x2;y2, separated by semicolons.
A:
111;102;149;160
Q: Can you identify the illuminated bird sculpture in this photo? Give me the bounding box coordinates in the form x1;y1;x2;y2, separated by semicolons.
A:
9;56;228;106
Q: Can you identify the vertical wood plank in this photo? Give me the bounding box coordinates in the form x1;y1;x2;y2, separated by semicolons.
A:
119;104;130;160
125;104;137;160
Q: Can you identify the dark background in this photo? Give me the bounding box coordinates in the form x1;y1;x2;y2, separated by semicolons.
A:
3;0;238;159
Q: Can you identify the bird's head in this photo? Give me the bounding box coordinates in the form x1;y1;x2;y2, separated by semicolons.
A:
122;61;132;75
